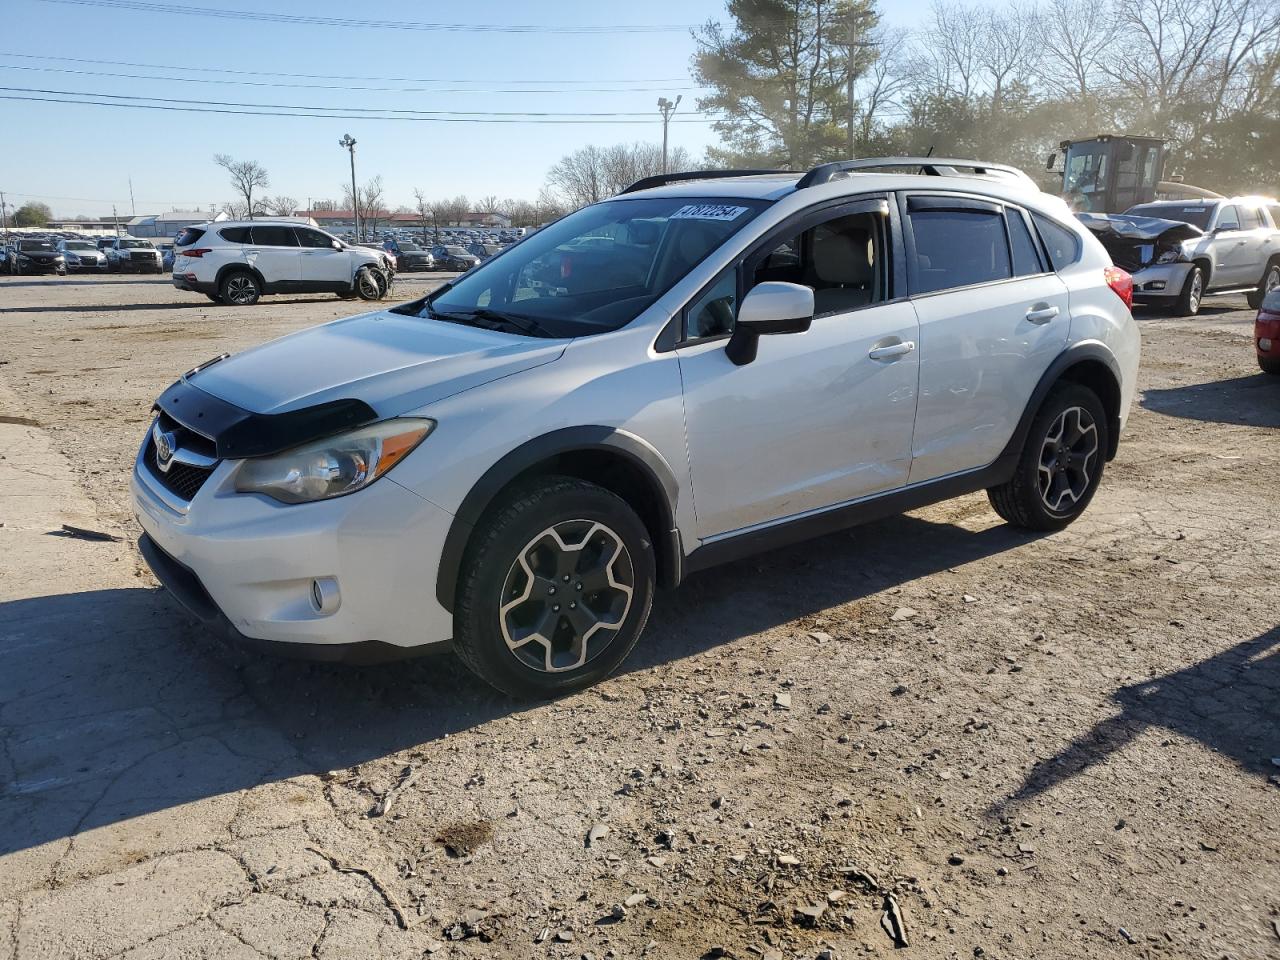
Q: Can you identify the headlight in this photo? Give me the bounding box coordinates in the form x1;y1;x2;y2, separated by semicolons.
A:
234;418;434;504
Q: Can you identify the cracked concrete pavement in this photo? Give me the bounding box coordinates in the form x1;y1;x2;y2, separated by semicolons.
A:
0;274;1277;959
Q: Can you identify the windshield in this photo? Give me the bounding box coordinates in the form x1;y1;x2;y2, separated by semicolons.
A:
398;241;421;251
419;196;767;337
1124;204;1214;230
1062;146;1108;212
19;240;55;251
64;241;96;250
119;239;154;249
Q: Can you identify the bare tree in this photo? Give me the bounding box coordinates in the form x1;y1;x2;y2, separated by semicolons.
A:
412;187;437;242
478;195;501;214
343;175;386;237
547;142;691;209
262;195;299;217
855;26;913;145
214;154;269;220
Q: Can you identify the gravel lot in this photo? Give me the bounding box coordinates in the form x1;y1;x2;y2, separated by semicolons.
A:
1;273;1277;960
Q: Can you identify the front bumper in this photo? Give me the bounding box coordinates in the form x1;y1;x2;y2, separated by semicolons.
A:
132;449;456;660
1129;261;1194;301
15;259;62;274
68;259;108;271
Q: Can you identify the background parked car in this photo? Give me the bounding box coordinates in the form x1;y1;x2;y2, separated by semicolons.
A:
381;238;435;271
10;237;66;275
430;244;481;272
57;238;108;272
107;237;164;274
1256;287;1280;374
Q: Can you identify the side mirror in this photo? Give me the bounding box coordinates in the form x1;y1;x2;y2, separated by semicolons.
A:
332;240;343;249
725;281;814;366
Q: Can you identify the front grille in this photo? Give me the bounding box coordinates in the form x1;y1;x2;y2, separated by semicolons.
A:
143;411;218;502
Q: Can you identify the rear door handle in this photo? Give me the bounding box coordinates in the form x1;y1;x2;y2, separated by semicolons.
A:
1026;305;1060;324
868;340;916;360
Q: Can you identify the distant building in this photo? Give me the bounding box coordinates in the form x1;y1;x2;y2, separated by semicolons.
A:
126;210;228;238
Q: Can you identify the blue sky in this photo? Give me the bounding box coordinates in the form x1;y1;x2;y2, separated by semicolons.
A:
1;0;929;218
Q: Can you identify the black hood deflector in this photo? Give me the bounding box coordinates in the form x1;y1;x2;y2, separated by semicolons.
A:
154;376;378;460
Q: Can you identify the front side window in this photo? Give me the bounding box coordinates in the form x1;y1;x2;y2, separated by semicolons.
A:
1215;206;1241;231
908;207;1011;294
419;196;767;338
294;228;332;249
751;211;882;317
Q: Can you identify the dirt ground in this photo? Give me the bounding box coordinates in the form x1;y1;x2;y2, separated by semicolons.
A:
0;273;1276;960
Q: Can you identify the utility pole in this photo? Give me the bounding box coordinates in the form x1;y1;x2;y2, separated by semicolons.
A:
128;176;136;216
112;205;120;236
836;10;876;158
0;190;8;240
657;96;681;174
339;134;359;240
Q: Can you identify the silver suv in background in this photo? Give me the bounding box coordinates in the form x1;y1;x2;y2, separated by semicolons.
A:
171;221;392;305
134;158;1139;698
1082;197;1280;315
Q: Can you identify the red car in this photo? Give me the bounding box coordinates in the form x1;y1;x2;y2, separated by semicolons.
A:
1258;287;1280;375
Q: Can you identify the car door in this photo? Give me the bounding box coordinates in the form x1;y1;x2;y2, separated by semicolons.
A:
1231;204;1275;287
1205;205;1250;288
244;225;301;289
295;227;350;288
903;194;1070;484
676;197;920;540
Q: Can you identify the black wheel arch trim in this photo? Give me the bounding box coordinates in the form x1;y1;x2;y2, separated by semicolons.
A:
215;262;266;293
154;376;378;460
434;426;683;612
1003;340;1124;464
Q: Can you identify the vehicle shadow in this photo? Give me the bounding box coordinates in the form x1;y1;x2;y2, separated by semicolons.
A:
1141;372;1280;427
0;511;1036;858
0;278;167;287
990;626;1279;816
0;298;354;315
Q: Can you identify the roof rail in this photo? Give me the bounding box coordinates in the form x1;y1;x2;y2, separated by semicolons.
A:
619;169;796;195
796;157;1036;189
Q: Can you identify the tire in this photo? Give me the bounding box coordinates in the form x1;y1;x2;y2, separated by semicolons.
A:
1260;354;1280;375
354;265;385;301
205;293;222;303
336;290;358;300
453;476;656;699
1174;264;1204;316
1246;261;1280;310
218;270;261;306
987;383;1109;532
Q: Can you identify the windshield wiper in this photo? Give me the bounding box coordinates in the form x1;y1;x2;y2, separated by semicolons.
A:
430;307;550;338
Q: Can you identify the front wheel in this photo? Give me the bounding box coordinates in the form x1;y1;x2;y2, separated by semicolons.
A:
988;383;1109;532
453;477;655;699
1246;262;1280;310
1175;265;1203;316
354;265;386;300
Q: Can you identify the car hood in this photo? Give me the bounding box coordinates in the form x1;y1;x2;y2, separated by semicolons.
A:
187;308;567;416
66;249;102;258
1077;213;1203;244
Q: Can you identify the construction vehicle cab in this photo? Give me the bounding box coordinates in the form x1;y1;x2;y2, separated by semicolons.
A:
1048;135;1167;214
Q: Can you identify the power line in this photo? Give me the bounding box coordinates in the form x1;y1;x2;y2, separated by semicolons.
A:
0;92;716;124
0;52;690;85
33;0;703;33
0;85;716;118
0;63;696;96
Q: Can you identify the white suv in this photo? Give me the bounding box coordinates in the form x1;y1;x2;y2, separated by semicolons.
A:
133;158;1140;698
171;220;392;305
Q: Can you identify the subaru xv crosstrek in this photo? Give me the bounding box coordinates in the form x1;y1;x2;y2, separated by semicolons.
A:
133;158;1140;698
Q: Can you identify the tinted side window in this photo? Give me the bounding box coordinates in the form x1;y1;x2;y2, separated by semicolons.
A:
250;226;299;247
175;227;206;247
908;208;1011;295
295;228;332;248
686;270;737;339
1007;210;1044;276
1030;213;1081;271
219;226;250;244
1239;206;1262;229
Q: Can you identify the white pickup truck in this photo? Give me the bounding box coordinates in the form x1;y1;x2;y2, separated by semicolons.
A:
106;236;164;274
1080;196;1280;316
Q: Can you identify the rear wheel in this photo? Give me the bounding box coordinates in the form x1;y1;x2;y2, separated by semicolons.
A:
988;383;1109;532
1260;354;1280;375
1246;261;1280;310
1174;265;1204;316
218;270;260;306
453;477;655;699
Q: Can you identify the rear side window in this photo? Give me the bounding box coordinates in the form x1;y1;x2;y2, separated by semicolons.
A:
1007;210;1044;276
250;226;299;247
1267;205;1280;228
1030;213;1081;271
1239;206;1262;229
175;227;205;247
219;226;250;244
908;206;1011;295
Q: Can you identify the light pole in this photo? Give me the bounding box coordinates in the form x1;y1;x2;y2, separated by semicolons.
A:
0;191;9;240
658;95;681;175
339;134;359;240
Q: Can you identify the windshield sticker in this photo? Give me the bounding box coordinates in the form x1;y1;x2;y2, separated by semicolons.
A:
670;204;750;222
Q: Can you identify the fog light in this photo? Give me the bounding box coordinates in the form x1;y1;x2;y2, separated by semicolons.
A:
310;577;341;615
1145;280;1166;291
1261;337;1273;352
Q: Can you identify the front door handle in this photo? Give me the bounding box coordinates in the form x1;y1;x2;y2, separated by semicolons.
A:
868;340;916;360
1026;305;1060;324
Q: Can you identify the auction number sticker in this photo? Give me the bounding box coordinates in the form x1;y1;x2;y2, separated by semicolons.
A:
670;204;750;221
